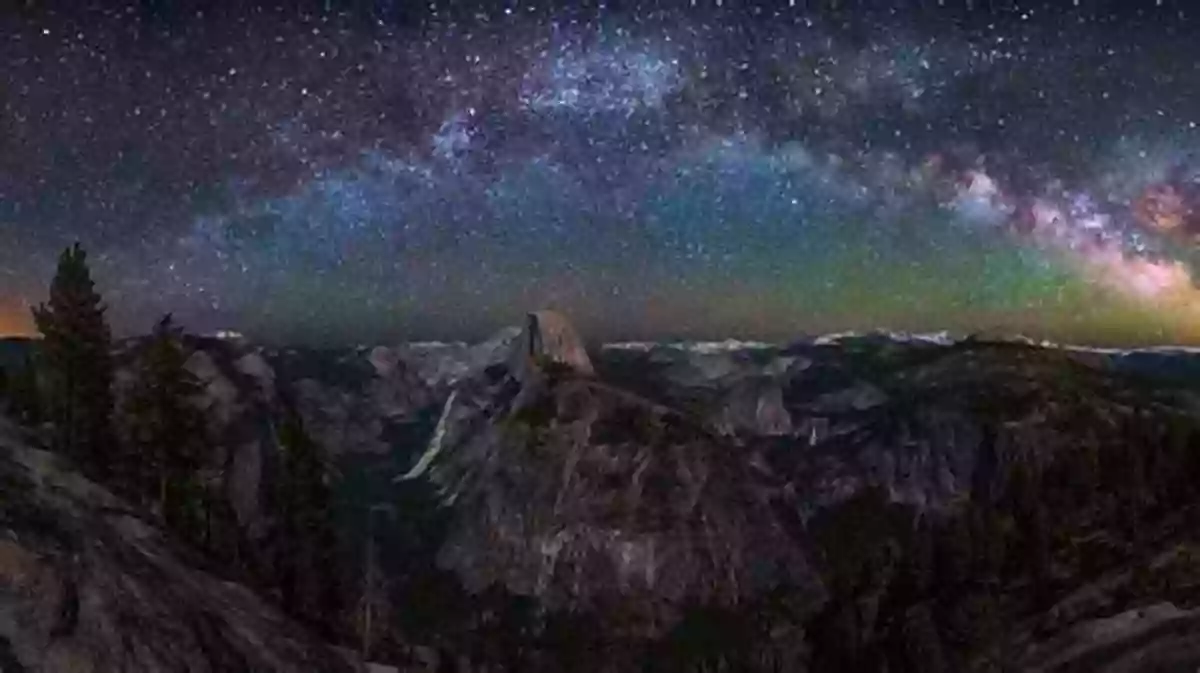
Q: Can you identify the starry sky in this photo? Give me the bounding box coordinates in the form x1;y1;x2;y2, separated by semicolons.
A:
6;0;1200;346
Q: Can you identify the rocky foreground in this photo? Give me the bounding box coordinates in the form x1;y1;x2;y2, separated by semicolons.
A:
0;417;354;672
7;318;1200;670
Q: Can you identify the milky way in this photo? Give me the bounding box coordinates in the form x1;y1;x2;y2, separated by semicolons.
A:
5;1;1200;345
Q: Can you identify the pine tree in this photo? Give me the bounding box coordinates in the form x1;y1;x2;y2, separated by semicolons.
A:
274;402;341;632
356;504;396;664
123;314;209;538
7;354;42;426
899;603;948;673
32;243;117;479
1028;499;1053;606
934;515;973;593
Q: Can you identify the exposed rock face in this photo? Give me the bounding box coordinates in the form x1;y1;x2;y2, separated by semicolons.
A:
404;332;1200;669
16;329;1200;670
716;376;793;436
397;327;524;389
408;362;822;638
507;310;595;383
1017;603;1200;672
0;418;353;673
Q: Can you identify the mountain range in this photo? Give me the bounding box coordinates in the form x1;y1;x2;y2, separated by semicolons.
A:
5;314;1200;671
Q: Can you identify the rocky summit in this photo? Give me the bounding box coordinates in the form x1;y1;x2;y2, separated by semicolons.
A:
7;317;1200;670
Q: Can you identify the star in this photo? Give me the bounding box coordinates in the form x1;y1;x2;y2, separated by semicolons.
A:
1;1;1198;347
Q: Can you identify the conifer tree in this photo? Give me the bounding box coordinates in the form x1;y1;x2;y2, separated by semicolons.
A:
7;354;42;426
0;363;19;421
123;314;209;537
356;504;396;664
899;604;948;673
32;243;116;478
274;401;341;631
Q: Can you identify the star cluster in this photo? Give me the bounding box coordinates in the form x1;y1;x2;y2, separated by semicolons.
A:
5;1;1200;345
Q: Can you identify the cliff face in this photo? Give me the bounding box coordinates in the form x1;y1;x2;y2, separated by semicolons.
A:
10;326;1200;670
404;359;823;641
0;418;354;673
403;329;1200;670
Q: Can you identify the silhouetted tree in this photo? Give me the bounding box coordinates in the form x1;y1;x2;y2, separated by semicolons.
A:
6;354;42;426
32;243;116;478
899;603;948;673
810;597;865;672
274;402;341;632
934;515;973;593
906;516;936;599
1005;458;1052;595
1028;498;1053;606
123;314;209;538
355;504;396;664
200;483;245;569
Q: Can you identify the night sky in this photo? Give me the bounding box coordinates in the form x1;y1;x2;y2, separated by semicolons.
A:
5;1;1200;346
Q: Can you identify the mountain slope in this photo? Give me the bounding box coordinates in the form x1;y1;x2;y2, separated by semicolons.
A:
405;357;823;641
0;417;354;673
15;327;1200;670
401;326;1200;670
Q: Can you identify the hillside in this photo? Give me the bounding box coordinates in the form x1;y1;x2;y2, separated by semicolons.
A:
7;325;1200;670
0;416;355;672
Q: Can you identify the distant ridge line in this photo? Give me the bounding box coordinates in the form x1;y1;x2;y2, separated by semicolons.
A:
9;330;1200;357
